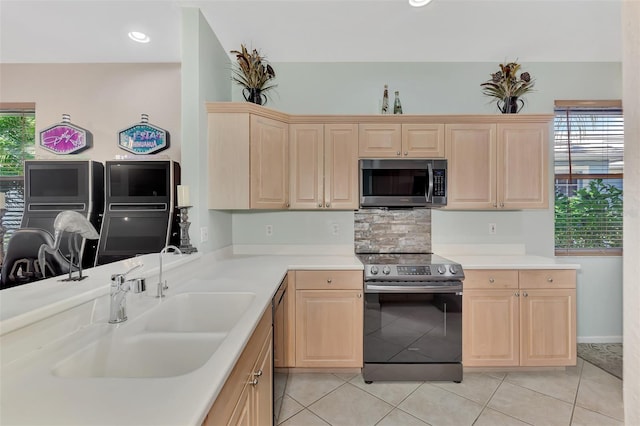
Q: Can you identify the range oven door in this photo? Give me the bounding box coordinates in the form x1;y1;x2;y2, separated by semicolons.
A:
364;288;462;365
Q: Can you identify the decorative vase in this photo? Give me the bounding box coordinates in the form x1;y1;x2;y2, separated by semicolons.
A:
497;96;524;114
243;87;267;105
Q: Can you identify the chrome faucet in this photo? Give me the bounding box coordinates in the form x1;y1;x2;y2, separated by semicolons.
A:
109;263;146;324
155;245;182;298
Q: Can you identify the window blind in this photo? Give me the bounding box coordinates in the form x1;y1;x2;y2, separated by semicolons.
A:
554;101;623;255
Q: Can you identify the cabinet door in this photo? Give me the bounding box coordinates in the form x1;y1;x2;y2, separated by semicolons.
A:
227;385;252;426
520;289;576;366
252;330;273;426
402;124;445;158
250;115;289;209
289;124;324;209
463;289;519;366
358;123;402;157
324;124;359;209
445;124;497;209
295;290;363;367
498;123;549;209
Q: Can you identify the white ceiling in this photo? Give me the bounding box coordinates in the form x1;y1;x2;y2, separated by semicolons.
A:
0;0;622;64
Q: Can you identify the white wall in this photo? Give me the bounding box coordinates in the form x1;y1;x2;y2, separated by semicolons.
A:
181;8;232;252
0;63;181;162
229;61;624;341
622;1;640;423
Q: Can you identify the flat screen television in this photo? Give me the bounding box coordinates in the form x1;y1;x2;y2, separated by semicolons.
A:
105;160;179;208
21;160;104;268
24;160;103;207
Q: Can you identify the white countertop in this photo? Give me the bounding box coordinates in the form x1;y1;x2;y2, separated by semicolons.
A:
447;255;580;270
0;247;577;425
0;250;362;426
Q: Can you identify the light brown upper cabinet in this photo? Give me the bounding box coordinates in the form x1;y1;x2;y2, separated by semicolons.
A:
250;115;289;209
207;104;551;211
289;123;358;209
359;123;445;158
446;121;549;210
208;111;289;209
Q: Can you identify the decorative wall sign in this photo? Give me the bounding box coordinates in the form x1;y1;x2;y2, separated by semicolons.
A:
118;114;170;155
39;114;92;155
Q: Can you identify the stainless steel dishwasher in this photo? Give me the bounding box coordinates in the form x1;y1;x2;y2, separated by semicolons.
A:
272;276;288;425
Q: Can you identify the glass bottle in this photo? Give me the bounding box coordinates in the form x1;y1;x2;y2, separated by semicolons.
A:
381;85;390;114
393;91;403;114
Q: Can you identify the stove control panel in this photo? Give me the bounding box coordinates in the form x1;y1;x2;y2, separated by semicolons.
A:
365;263;465;280
396;266;431;275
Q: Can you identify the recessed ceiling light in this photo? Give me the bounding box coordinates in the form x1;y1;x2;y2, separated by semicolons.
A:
409;0;433;7
128;31;150;43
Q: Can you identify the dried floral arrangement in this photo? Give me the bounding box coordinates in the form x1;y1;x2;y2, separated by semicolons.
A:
480;62;534;101
230;44;276;105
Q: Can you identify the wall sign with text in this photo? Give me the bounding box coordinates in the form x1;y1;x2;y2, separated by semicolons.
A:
39;114;92;155
118;114;170;155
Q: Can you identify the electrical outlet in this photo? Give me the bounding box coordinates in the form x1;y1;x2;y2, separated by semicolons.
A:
200;227;209;242
489;223;497;235
332;223;340;236
266;224;273;237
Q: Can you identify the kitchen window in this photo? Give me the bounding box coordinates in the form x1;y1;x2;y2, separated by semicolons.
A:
554;100;623;256
0;103;35;249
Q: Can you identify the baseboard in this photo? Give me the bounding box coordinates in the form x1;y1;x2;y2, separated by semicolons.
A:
577;336;623;344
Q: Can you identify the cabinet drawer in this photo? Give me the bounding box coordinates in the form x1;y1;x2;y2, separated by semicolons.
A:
464;270;518;289
295;270;363;290
519;270;576;289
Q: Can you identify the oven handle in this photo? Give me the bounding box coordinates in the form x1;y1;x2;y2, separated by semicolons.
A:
426;162;434;203
365;283;463;294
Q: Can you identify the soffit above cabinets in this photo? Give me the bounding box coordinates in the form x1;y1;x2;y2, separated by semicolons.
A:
0;0;622;64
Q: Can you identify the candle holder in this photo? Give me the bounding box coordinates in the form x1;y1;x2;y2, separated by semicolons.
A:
0;208;6;264
177;206;198;254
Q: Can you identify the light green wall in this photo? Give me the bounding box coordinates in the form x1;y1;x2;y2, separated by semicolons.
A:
232;62;622;115
181;8;232;252
228;61;623;341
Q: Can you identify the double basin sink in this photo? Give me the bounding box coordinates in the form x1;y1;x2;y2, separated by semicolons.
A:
51;291;256;379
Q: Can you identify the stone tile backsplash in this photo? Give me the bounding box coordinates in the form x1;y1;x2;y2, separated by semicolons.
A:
354;208;431;253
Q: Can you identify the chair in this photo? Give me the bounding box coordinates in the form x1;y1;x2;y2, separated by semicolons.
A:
0;228;71;290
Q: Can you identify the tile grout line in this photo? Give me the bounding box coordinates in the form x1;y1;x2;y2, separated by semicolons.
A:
471;373;536;426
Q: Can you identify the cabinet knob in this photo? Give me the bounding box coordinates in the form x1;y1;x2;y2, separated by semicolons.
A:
254;369;263;377
404;152;408;156
327;278;332;284
397;151;401;156
523;291;528;297
286;203;290;208
250;378;259;386
357;293;362;298
318;203;323;208
326;202;330;208
515;292;520;297
493;202;498;208
547;277;554;283
489;278;495;283
500;202;504;208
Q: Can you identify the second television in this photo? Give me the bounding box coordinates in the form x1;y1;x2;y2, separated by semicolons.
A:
96;160;180;265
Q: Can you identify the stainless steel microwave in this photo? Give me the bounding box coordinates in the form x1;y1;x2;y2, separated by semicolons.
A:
359;159;447;208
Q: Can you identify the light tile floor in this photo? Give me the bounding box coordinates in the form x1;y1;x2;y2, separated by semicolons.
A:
277;359;624;426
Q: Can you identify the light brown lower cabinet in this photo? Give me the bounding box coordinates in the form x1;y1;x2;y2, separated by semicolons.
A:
287;270;364;368
203;307;273;426
463;269;576;367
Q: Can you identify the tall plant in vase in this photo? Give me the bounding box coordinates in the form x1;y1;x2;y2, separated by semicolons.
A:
230;44;277;106
481;62;535;113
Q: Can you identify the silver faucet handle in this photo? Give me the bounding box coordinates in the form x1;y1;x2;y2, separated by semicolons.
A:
130;278;146;293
